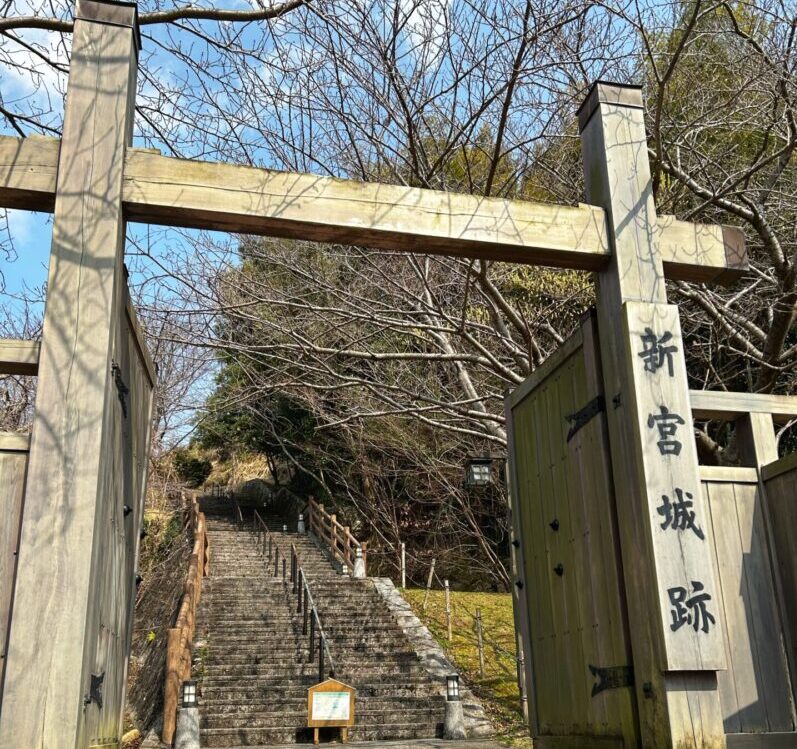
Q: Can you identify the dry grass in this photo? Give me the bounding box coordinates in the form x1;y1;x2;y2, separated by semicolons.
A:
206;451;271;487
402;589;531;745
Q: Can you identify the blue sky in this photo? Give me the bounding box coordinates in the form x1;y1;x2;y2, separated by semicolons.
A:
3;210;49;290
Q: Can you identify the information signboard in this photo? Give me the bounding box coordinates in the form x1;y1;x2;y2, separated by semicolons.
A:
307;678;356;744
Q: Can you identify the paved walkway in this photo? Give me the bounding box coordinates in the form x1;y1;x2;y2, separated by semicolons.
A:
228;742;511;749
141;732;517;748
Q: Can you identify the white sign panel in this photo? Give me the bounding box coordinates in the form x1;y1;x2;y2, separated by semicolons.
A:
623;301;725;671
311;691;351;722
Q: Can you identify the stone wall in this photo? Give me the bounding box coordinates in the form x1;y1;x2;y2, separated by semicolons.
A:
371;577;494;738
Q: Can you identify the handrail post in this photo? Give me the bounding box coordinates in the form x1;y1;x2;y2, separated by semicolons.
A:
309;609;316;663
274;549;279;577
344;526;352;568
330;514;338;562
282;557;286;581
303;590;308;634
319;634;325;682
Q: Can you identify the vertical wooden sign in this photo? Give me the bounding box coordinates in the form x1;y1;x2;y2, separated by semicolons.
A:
624;301;724;670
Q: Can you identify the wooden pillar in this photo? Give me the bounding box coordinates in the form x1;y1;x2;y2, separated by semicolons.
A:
579;82;726;748
737;411;778;467
0;2;139;747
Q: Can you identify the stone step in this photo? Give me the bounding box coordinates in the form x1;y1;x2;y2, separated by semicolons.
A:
202;660;427;677
200;695;442;716
202;643;421;660
201;673;437;689
201;720;443;746
195;511;453;745
203;705;443;729
201;688;436;713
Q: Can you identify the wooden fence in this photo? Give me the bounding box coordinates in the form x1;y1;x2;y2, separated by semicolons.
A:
307;496;367;573
162;493;209;744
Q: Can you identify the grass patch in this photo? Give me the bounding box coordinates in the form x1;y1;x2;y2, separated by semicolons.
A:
402;589;530;744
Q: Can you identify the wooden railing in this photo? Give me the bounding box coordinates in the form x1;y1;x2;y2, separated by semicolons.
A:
307;496;367;574
162;492;209;745
251;511;336;682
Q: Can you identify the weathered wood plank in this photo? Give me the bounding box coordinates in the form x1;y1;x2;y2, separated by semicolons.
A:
726;732;797;748
0;1;140;745
0;432;29;451
700;466;760;484
0;134;58;211
762;457;797;716
535;736;624;749
762;451;797;482
657;214;746;284
703;481;742;734
121;153;746;280
735;481;795;731
0;130;748;279
0;440;28;704
0;338;39;375
124;148;611;266
579;316;638;744
707;481;782;732
124;287;156;386
690;391;797;425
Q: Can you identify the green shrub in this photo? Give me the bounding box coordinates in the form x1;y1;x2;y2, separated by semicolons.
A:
172;449;212;488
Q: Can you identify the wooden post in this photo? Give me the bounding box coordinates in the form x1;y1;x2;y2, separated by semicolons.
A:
475;608;485;678
163;627;182;744
331;514;338;561
444;579;452;641
422;558;436;611
579;82;726;747
400;541;406;589
0;2;140;747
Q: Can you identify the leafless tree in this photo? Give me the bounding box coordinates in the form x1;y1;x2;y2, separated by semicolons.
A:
0;299;40;431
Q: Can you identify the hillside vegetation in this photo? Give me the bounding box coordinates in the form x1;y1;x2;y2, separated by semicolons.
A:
403;589;529;743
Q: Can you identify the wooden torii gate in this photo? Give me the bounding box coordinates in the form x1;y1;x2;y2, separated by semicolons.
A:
0;0;790;747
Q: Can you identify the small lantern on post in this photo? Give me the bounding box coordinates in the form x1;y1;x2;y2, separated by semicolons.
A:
444;674;466;739
446;674;460;701
176;680;200;748
181;680;198;708
464;457;492;487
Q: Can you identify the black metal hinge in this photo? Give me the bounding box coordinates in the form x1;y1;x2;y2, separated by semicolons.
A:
84;671;105;708
589;664;634;697
566;395;605;442
111;361;129;418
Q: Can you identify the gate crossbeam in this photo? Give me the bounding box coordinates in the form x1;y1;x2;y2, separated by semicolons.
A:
0;133;746;283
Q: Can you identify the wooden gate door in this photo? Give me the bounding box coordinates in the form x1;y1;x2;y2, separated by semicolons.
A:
82;295;155;748
506;313;639;748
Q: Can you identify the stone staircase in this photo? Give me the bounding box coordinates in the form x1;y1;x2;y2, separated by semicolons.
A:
194;503;448;747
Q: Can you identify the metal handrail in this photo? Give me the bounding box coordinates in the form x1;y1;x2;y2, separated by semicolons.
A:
251;510;336;681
